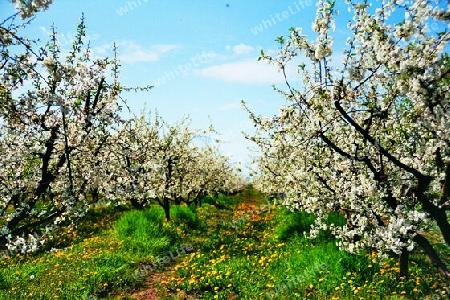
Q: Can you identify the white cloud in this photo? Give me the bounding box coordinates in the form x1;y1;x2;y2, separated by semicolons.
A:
232;44;254;55
117;41;179;63
93;44;111;55
194;59;298;85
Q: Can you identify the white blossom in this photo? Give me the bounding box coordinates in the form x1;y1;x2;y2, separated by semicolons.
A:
246;0;450;273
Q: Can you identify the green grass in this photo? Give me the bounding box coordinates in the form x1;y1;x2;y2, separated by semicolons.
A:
0;189;449;299
163;194;450;299
201;193;242;209
114;207;179;259
0;203;204;299
170;205;203;230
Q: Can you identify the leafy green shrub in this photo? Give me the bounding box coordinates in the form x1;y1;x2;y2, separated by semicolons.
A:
317;211;347;241
275;208;317;241
170;205;202;230
217;193;240;207
200;195;215;206
275;209;347;242
326;211;345;224
114;207;178;257
200;193;239;208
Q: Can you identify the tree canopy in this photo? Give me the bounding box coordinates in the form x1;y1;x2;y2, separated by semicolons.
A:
246;0;450;278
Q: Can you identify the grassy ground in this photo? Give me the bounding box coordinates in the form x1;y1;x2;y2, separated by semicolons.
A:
0;187;449;299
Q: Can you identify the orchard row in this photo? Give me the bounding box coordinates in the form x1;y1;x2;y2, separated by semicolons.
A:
0;7;246;253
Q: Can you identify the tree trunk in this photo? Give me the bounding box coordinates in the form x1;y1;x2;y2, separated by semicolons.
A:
399;245;409;279
414;233;450;278
417;190;450;246
91;188;99;203
130;198;144;209
163;197;170;221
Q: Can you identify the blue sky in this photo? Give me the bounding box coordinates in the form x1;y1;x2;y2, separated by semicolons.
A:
5;0;438;175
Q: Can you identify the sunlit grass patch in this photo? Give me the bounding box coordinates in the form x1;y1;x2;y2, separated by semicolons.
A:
0;203;197;299
114;206;179;260
165;191;450;299
1;188;449;299
0;229;135;299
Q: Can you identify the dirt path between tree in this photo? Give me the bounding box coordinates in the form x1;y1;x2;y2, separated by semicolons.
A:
130;188;268;299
